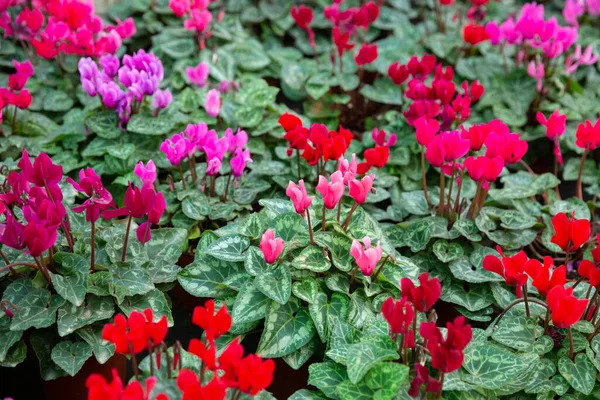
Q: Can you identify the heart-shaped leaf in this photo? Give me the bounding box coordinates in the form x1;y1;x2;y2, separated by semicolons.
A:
292;277;319;303
254;263;292;304
232;282;270;325
293;246;331;273
51;341;93;376
244;246;269;276
51;253;90;306
433;240;464;263
558;354;596;395
205;235;250;262
56;295;114;337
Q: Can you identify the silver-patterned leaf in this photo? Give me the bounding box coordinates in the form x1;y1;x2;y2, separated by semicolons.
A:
0;317;23;362
108;262;154;303
346;336;399;383
462;345;537;389
244;246;269;276
293;246;331;272
254;263;292;304
51;340;93;376
177;255;240;298
232;282;270;325
292;277;320;303
76;325;116;364
205;235;250;262
57;295;115;336
558;354;596;395
51;252;90;306
117;289;174;326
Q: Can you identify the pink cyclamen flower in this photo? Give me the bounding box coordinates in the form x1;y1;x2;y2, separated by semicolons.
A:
372;128;397;147
565;45;599;74
205;89;221;117
537;110;566;165
338;154;358;185
160;134;193;166
348;174;375;204
186;62;210;87
169;0;190;17
286;180;314;215
414;117;440;146
350;236;382;276
184;9;212;32
134;160;157;185
225;128;248;153
316;171;345;209
137;192;166;245
259;229;285;264
230;148;252;178
67;168;115;222
563;0;585;25
425;130;470;168
527;61;545;92
152;89;172;112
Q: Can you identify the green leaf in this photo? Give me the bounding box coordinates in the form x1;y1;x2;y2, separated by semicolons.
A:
235;105;264;128
313;232;354;272
76;325;115;364
182;194;211;220
117;289;174;326
346;339;400;383
161;38;195;59
308;362;348;400
0;340;26;367
232;282;270;325
127;113;175;135
283;338;317;370
404;219;434;252
205;235;250;262
108;262;154;303
10;289;65;331
292;277;319;303
558;354;596;395
51;253;90;306
51;340;93;376
254;263;292;304
500;210;538;230
453;219;482;242
43;90;74;112
144;228;188;264
433;240;464;263
336;380;375;400
293;246;331;273
325;274;350;295
289;390;329;400
0;318;23;362
30;329;68;380
241;214;266;239
441;282;494;312
257;300;316;358
244;246;269;276
491;316;539;352
145;260;181;284
178;255;239;298
56;294;114;337
462;345;537;389
272;212;304;242
550;198;591;220
364;362;410;399
85;111;121;139
359;77;404;105
448;256;504;284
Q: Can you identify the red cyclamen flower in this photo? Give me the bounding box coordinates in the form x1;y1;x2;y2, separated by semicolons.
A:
382;296;414;335
192;300;232;341
482;246;528;297
550;212;590;252
401;272;442;312
524;256;566;297
354;43;378;66
420;316;472;373
547;285;588;328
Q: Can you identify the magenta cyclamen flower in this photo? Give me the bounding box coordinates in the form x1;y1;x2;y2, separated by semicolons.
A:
99;54;120;78
186;62;210;87
134;160;157;185
230;148;252;178
67;168;115;222
78;57;98;96
316;171;344;209
350;236;383;276
225;128;248;153
565;45;599;74
259;229;285;264
98;81;124;109
137;192;166;245
152;89;172;113
160;134;192;166
205;89;221;117
204;137;228;176
425;131;470;168
286;180;314;215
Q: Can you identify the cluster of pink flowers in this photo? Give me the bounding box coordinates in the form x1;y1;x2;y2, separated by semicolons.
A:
389;54;484;130
0;60;34;129
79;50;169;126
185;61;230;117
168;0;216;48
290;1;380;71
160;124;251;185
485;2;597;91
0;0;135;60
564;0;600;26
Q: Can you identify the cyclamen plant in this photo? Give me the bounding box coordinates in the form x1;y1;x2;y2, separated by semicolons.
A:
89;303;275;399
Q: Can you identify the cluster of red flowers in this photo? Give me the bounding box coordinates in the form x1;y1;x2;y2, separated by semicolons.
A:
483;212;591;328
0;150;69;282
278;113;353;166
388;54;484;130
381;272;464;398
291;1;380;70
575;117;600;151
93;303;275;400
0;0;135;60
357;128;397;173
0;60;34;124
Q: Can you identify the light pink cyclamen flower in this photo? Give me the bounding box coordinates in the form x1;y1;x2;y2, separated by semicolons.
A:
338;154;358;185
348;174;375;204
316;171;344;209
186;62;210;87
259;229;285;264
350;236;382;276
565;44;599;74
134;160;157;185
205;89;221;117
152;88;172;114
286;180;314;215
527;60;545;92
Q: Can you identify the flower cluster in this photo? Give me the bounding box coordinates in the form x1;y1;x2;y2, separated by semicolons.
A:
168;0;214;48
0;60;34;129
0;150;70;282
92;305;275;400
563;0;600;26
278;113;354;168
102;165;165;246
358;128;397;173
0;0;135;60
79;50;168;126
389;55;484;129
486;2;597;91
160;123;251;196
381;272;463;398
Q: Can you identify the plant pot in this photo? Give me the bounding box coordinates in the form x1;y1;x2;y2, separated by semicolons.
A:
44;354;126;400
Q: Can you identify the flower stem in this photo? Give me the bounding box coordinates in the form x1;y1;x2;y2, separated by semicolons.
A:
495;298;548;327
223;174;232;202
337;200;342;223
523;283;531;317
349;265;358;289
372;255;390;281
342;202;358;231
576;150;588;200
446;164;457;219
179;164;187;190
452;169;465;219
568;326;574;360
437;372;445;398
90;220;96;273
210;175;216;197
467;182;482;219
554;153;561;200
297;150;301;181
130;344;140;381
11;106;17;134
438;171;445;217
322;206;326;232
306;211;315;245
122;216;133;262
421;147;431;207
188;157;197;184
